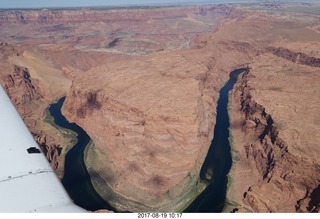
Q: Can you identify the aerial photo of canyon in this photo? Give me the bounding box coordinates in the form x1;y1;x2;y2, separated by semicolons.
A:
0;0;319;213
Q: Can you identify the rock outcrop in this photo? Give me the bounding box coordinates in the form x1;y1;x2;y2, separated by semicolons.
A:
0;5;242;57
0;6;250;211
1;2;320;213
62;54;215;211
0;41;69;178
0;64;65;173
62;39;253;211
238;70;288;182
2;65;43;107
228;54;320;212
266;47;320;67
0;5;233;24
33;131;63;170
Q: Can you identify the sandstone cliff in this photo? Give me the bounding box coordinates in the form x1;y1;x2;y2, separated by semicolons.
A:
33;131;62;170
62;39;253;211
1;2;320;213
0;6;248;210
266;47;320;67
1;65;42;111
0;5;233;24
228;52;320;212
0;41;72;177
0;5;239;57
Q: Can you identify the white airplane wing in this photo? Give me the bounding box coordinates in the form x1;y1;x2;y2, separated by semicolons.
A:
0;86;86;212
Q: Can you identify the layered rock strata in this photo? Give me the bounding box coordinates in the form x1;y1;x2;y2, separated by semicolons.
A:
266;47;320;67
0;42;71;178
1;2;320;213
62;41;252;211
0;5;233;24
228;53;320;212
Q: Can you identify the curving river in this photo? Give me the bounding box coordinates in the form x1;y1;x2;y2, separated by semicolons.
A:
185;68;247;212
48;68;246;212
48;97;116;212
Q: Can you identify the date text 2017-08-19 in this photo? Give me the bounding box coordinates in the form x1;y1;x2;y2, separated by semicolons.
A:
137;213;183;218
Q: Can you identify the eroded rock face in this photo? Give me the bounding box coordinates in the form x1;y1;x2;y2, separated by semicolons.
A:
229;54;320;212
0;5;233;24
0;43;43;118
0;63;63;172
62;56;213;211
2;65;42;106
0;5;241;57
62;41;252;211
1;2;320;213
266;47;320;67
0;42;68;178
0;5;251;211
33;131;62;170
238;71;288;182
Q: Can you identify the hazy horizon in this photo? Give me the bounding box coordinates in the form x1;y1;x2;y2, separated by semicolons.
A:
0;0;212;9
0;0;300;9
0;0;317;9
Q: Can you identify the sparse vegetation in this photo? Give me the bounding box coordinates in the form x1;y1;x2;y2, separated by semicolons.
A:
43;107;78;140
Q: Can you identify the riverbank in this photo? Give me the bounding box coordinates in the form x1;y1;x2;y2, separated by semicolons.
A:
225;53;320;212
224;87;255;213
184;68;247;212
42;102;78;179
47;97;116;212
65;68;246;212
46;96;207;212
224;69;258;213
46;68;247;212
84;139;208;212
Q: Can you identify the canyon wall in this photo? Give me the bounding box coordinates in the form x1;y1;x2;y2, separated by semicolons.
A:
1;2;320;212
228;50;320;212
0;5;247;211
0;41;71;178
62;40;253;211
0;5;241;56
266;47;320;67
0;5;233;24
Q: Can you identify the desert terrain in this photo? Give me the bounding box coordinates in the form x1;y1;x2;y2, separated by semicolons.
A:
0;2;319;212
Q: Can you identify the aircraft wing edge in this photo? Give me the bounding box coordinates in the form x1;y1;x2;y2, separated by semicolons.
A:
0;86;86;213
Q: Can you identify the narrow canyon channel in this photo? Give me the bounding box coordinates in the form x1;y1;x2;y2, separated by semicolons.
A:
48;97;116;212
47;68;247;212
185;68;247;212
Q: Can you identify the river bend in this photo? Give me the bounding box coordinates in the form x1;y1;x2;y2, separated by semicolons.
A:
48;68;246;212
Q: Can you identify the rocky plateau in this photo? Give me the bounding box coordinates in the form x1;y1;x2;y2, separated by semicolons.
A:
0;2;319;212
